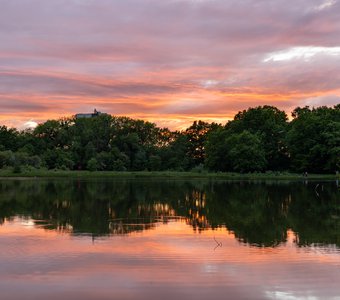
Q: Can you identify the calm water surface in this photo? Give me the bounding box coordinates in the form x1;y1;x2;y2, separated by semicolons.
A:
0;179;339;300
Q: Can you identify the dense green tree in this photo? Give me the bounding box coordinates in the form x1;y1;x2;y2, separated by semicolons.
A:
87;158;99;171
206;130;266;172
43;149;74;170
205;128;229;171
0;126;19;151
34;119;72;151
148;155;162;171
185;121;222;166
225;131;267;173
226;106;289;170
0;151;14;168
95;152;113;170
158;133;191;171
287;105;340;173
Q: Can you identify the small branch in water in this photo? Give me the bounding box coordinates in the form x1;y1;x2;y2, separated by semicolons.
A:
315;184;320;197
213;236;222;251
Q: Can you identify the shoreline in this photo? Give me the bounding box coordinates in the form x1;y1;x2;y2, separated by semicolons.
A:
0;170;338;180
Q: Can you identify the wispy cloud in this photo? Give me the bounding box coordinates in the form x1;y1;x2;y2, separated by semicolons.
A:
263;46;340;62
314;0;337;11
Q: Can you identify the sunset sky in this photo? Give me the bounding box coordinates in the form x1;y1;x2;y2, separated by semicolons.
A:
1;0;340;130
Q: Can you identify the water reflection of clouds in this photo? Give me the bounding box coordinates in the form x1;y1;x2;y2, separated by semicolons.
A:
0;218;339;300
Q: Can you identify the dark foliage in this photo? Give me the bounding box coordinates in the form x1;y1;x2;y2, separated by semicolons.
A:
0;105;339;173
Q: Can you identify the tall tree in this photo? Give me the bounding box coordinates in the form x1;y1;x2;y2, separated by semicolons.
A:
206;129;266;172
185;121;222;166
0;126;19;151
226;106;289;170
287;105;340;173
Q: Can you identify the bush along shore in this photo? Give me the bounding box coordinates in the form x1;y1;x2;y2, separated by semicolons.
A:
0;105;339;175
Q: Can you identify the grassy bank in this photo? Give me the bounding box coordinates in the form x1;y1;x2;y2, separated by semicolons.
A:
0;168;338;180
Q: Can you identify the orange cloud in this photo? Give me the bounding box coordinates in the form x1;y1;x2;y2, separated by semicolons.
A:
1;0;339;130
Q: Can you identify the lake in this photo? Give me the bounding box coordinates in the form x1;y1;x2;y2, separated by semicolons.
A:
0;178;339;300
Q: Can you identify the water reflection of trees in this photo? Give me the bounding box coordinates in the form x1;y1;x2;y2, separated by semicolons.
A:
0;179;338;247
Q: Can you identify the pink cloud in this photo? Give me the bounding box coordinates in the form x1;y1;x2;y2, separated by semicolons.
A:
0;0;339;129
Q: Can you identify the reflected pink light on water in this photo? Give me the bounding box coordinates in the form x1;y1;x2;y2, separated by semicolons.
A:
0;218;340;300
1;217;339;264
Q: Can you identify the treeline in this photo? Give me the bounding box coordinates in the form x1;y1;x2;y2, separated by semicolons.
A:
0;105;339;173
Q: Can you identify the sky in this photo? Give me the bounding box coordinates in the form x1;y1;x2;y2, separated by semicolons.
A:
1;0;340;130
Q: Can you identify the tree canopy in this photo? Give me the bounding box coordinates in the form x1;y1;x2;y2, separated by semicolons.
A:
0;104;339;173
